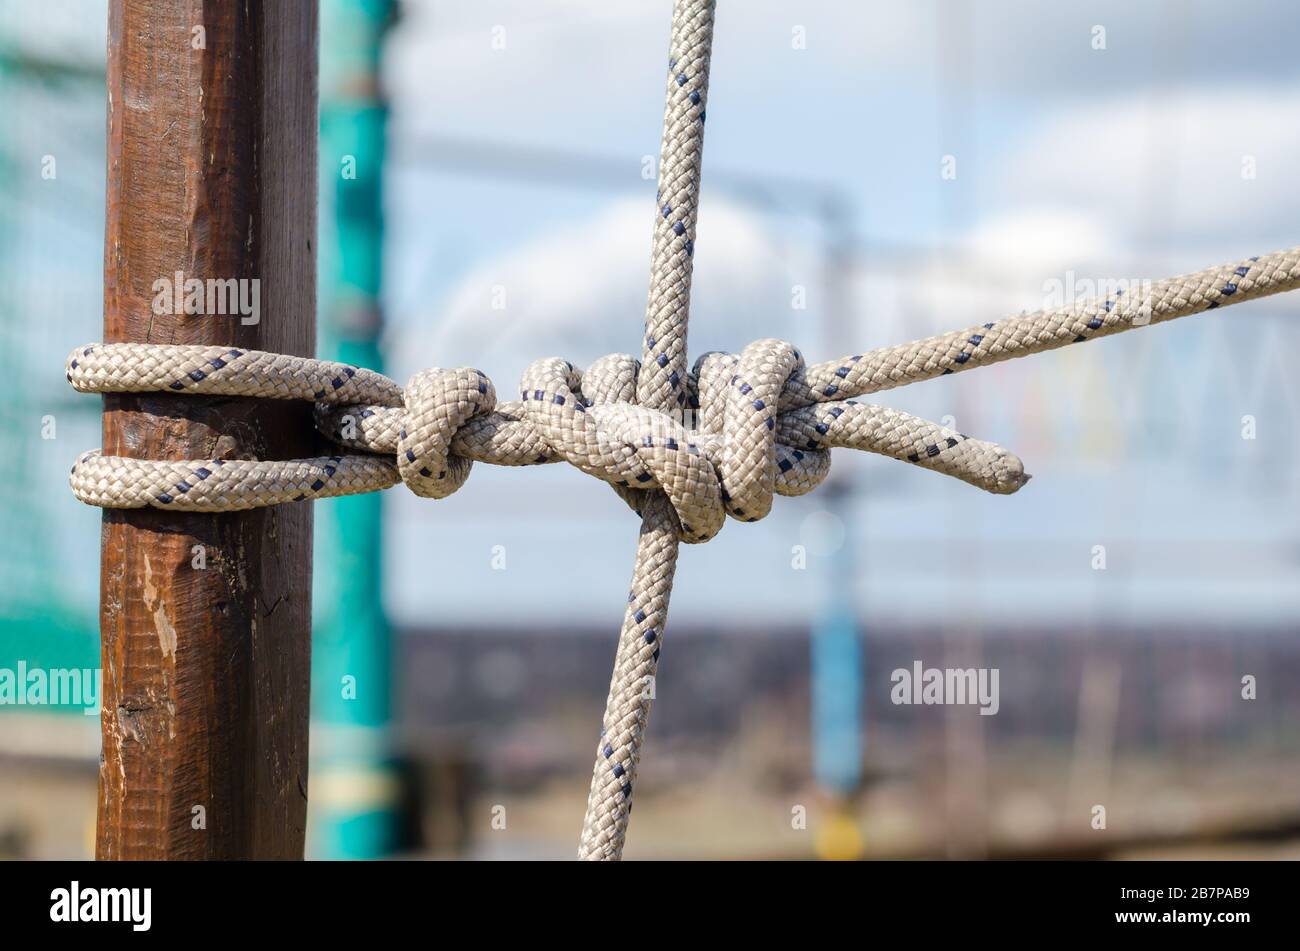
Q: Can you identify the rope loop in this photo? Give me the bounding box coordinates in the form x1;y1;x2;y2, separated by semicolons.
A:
69;244;1300;526
399;367;496;499
719;338;804;523
62;238;1300;865
65;337;1035;532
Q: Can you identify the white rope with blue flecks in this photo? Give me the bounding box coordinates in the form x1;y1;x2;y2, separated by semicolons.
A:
67;341;1026;512
63;0;1300;861
576;0;717;861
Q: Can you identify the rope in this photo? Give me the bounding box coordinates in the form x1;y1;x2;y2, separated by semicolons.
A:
64;0;1300;860
67;342;1026;512
578;0;716;861
71;232;1300;513
65;241;1300;861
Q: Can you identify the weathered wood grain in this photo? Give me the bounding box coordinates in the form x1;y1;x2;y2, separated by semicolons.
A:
98;0;318;860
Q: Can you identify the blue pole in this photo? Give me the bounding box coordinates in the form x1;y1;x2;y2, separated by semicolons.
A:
310;0;399;860
810;207;865;859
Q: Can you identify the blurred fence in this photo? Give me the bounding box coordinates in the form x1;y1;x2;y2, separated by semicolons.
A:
0;3;105;697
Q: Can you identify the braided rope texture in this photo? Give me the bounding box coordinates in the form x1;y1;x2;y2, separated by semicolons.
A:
67;341;1024;514
579;236;1300;855
66;242;1300;859
637;0;713;416
785;247;1300;405
579;0;716;860
66;243;1300;858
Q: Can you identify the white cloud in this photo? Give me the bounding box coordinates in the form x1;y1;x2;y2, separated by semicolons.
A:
960;206;1122;282
387;0;670;141
391;195;809;385
992;86;1300;262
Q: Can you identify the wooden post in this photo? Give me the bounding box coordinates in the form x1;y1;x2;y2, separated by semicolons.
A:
97;0;318;860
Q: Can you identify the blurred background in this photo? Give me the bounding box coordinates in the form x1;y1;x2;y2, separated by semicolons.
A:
2;0;1299;860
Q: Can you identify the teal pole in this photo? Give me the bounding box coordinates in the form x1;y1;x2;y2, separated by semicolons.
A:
311;0;398;859
810;204;865;859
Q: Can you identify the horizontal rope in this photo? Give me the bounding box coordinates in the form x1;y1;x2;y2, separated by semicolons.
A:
785;246;1300;404
67;342;403;405
67;339;1025;527
66;246;1300;530
70;451;396;511
581;0;716;861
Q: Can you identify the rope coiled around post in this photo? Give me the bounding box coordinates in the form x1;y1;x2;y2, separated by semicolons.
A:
66;235;1300;862
66;257;1300;862
66;338;1028;521
66;248;1300;859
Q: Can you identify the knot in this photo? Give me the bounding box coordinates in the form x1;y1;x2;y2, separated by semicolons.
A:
317;339;861;543
511;340;842;542
69;339;1028;517
518;353;731;542
696;339;808;524
398;367;497;499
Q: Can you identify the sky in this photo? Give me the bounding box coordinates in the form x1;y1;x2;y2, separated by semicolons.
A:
2;0;1298;633
373;0;1300;630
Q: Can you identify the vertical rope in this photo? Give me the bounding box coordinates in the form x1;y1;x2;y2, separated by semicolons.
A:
576;491;681;860
636;0;715;414
578;0;716;861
